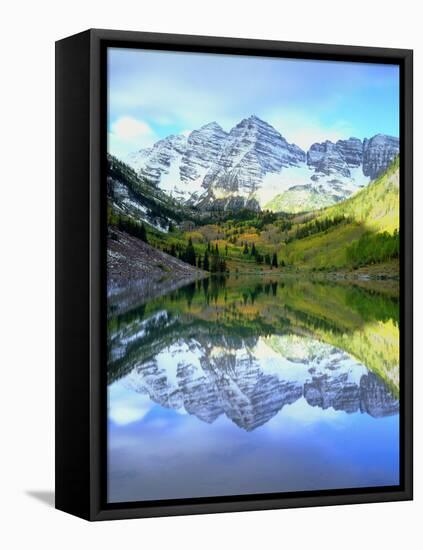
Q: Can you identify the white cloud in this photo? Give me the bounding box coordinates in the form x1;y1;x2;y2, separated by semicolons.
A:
112;116;154;141
108;116;157;159
108;381;152;426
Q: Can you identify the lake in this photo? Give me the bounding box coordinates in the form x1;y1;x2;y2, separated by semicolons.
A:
107;276;400;503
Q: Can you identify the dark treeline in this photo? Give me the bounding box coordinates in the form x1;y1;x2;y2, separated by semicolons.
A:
242;242;284;268
108;208;148;243
165;237;197;266
221;209;294;231
286;215;352;243
108;154;198;224
208;242;227;273
222;209;276;227
166;238;228;273
347;230;399;267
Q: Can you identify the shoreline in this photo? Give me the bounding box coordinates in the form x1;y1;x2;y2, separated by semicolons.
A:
107;229;399;312
108;264;399;316
108;270;209;317
107;229;209;315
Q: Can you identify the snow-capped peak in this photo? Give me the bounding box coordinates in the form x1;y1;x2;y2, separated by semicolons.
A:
125;118;399;212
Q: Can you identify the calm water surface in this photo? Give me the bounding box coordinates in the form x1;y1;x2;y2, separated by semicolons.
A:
107;276;400;503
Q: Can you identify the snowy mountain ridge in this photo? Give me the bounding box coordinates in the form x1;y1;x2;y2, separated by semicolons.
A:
125;116;399;213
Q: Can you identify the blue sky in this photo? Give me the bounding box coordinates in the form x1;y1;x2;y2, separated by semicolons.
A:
108;47;399;158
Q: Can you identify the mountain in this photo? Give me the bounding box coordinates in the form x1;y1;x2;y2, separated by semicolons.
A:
127;124;228;203
125;116;399;213
266;134;399;213
198;116;306;210
363;134;401;179
107;154;202;233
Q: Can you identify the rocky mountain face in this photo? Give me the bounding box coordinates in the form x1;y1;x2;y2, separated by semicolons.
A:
304;371;398;417
307;134;399;181
307;138;362;177
363;134;401;180
267;133;399;213
124;116;399;213
181;122;228;185
336;137;364;167
200;116;305;206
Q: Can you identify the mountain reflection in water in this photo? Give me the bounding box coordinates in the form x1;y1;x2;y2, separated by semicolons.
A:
107;276;400;503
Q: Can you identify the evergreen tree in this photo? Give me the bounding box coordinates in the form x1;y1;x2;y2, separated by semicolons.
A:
185;237;196;266
197;255;202;269
225;244;228;256
243;243;249;255
139;223;147;243
170;243;176;257
272;252;278;268
346;230;399;267
264;254;271;266
203;251;210;271
251;243;257;256
211;253;220;273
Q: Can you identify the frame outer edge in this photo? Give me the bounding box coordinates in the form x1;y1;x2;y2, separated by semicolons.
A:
402;48;413;500
89;29;103;520
81;29;413;521
55;30;92;520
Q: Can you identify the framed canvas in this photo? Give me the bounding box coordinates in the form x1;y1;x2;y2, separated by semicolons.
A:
55;29;413;521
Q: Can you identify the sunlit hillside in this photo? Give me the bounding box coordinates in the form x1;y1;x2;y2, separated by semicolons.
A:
320;155;399;234
283;157;399;270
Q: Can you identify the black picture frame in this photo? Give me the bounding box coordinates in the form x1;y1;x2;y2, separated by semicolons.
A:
55;28;413;521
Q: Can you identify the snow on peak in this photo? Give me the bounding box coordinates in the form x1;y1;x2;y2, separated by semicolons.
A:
124;117;398;212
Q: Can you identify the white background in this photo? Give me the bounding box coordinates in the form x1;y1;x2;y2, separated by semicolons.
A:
0;0;420;548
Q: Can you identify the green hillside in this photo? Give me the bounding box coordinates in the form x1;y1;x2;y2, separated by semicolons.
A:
283;157;399;271
319;156;399;233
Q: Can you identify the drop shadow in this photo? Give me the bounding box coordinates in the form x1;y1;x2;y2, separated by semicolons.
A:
26;490;55;508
